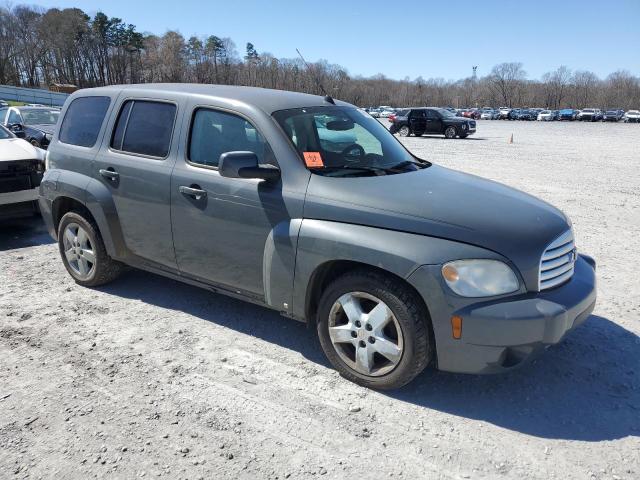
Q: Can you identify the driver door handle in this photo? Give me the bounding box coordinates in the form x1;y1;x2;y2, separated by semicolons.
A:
179;185;207;199
99;168;119;181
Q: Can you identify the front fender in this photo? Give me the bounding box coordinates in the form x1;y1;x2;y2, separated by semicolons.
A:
291;219;504;320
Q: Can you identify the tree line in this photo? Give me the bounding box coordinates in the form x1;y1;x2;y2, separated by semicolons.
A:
1;4;639;109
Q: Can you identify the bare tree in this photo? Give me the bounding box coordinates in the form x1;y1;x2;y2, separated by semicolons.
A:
487;62;527;107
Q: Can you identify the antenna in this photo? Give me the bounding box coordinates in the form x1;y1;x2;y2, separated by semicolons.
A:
295;48;334;104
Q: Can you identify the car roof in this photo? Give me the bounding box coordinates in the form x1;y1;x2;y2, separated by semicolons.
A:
73;84;352;114
16;106;60;111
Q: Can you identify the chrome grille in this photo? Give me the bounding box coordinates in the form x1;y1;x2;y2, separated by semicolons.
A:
539;230;576;291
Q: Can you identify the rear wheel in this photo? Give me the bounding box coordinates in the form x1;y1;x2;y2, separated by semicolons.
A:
444;126;457;139
58;211;124;287
398;125;410;137
316;270;432;390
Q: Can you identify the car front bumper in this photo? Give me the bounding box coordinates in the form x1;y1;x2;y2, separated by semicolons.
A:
0;187;40;206
0;187;40;219
408;254;596;374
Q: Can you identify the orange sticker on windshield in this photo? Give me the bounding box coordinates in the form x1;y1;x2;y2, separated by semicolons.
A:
303;151;324;168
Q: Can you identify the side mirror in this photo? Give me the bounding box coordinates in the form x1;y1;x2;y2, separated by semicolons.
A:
219;151;280;181
9;123;25;138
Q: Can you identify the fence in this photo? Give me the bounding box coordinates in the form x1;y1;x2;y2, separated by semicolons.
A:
0;85;70;107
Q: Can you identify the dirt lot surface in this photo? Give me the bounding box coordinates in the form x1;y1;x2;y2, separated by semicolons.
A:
1;120;639;479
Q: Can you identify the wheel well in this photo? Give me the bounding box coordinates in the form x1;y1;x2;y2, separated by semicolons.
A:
52;197;96;234
305;260;431;324
305;260;437;364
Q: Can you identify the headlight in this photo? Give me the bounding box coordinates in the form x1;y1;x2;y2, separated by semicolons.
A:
441;260;519;297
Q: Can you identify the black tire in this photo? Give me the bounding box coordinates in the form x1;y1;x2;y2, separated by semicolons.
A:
316;269;432;390
444;126;457;139
58;211;124;287
398;125;410;137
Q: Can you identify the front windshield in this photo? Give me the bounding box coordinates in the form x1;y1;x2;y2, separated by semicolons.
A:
273;106;429;177
21;109;60;125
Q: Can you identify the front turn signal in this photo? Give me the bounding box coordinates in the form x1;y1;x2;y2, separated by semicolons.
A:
451;316;463;339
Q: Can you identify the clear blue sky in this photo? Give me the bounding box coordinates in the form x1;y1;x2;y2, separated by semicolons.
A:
30;0;640;80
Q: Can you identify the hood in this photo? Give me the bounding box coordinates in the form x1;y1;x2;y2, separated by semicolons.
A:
304;165;570;290
0;138;45;162
25;124;55;135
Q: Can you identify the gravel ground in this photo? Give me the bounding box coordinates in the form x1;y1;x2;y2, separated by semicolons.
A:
1;120;639;479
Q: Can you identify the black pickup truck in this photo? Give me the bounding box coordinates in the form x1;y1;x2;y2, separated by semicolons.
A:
389;107;476;139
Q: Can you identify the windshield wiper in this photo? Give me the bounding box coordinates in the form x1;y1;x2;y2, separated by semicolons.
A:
318;165;390;174
389;160;428;170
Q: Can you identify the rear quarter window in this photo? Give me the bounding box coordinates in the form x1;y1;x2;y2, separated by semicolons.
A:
58;96;111;147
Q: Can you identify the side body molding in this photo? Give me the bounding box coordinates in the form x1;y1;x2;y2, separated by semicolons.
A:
262;219;303;313
83;177;128;259
43;168;128;261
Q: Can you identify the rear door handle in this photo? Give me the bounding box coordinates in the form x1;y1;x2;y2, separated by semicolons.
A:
99;168;119;181
179;185;207;200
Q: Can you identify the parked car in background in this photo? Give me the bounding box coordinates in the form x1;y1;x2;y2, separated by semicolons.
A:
39;84;596;390
368;108;381;118
602;110;624;122
480;109;499;120
577;108;602;121
498;107;511;119
517;109;536;121
389;107;476;138
537;110;556;121
623;110;640;123
461;108;481;120
0;124;45;220
0;106;60;148
0;100;8;108
507;108;521;120
558;109;578;121
379;109;395;118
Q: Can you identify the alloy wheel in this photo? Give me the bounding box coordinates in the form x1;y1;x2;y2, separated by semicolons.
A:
445;126;456;138
62;222;96;279
327;292;404;376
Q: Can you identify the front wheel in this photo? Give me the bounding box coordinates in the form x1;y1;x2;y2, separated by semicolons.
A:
398;125;410;137
316;270;432;390
444;126;457;139
58;211;124;287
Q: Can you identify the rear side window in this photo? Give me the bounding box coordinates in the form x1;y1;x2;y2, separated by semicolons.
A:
426;109;439;119
59;96;110;147
110;100;176;158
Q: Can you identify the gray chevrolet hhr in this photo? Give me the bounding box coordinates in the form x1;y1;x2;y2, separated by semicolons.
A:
39;84;597;389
